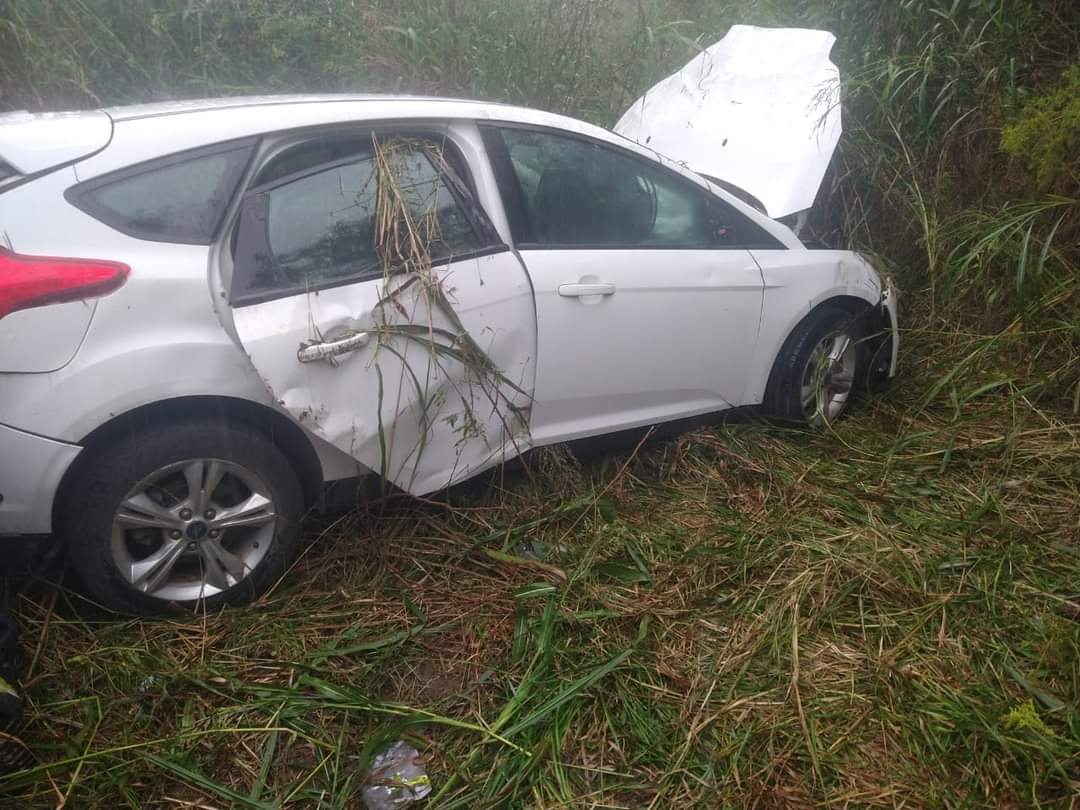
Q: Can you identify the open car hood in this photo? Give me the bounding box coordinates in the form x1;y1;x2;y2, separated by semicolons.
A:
614;25;841;219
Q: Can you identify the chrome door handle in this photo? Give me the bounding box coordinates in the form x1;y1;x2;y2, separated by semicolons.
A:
557;282;616;297
297;331;371;363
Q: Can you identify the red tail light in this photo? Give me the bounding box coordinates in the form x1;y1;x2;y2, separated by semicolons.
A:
0;247;129;321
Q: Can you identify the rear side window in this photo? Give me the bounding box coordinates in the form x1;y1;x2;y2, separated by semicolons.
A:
66;140;255;244
266;157;380;287
230;140;485;305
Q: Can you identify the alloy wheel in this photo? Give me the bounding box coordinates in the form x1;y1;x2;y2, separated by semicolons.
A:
800;331;857;426
109;458;277;602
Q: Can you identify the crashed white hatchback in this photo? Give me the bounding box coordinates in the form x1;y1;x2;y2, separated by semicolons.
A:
0;26;896;613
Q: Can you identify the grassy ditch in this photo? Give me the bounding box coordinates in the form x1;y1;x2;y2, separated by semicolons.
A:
3;327;1078;806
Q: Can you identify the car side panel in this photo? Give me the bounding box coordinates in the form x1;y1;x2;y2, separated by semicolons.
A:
0;169;101;373
744;248;886;404
0;189;361;482
519;249;764;445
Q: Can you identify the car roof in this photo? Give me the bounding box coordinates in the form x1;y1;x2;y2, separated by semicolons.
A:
103;94;496;122
101;94;608;144
69;93;795;245
88;93;694;184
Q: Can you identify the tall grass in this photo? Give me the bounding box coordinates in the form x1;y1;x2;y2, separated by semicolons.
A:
1;1;1079;806
2;0;1077;342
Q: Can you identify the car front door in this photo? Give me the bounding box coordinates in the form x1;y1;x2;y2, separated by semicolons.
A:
480;124;775;444
226;128;537;495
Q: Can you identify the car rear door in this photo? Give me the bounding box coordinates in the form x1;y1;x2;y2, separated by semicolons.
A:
227;128;537;495
480;124;777;444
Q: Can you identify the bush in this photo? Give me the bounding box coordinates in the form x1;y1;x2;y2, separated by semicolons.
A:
1001;66;1080;191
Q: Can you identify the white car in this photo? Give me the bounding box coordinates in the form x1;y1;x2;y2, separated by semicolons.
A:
0;87;896;614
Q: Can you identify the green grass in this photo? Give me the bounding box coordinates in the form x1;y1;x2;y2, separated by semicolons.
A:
3;325;1078;806
1;0;1079;805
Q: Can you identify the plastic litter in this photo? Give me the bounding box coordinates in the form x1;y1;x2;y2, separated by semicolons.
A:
361;741;432;809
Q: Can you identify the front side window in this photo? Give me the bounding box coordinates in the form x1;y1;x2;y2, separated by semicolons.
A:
493;127;712;248
67;141;254;244
231;138;485;304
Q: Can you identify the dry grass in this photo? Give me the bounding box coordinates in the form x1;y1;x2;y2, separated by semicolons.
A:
2;326;1078;808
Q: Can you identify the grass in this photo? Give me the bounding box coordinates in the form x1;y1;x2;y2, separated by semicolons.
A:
1;0;1079;805
2;323;1078;807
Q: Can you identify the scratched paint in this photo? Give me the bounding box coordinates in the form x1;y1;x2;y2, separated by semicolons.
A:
234;251;537;496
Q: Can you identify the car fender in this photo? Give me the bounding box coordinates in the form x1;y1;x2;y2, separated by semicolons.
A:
743;249;892;405
0;302;361;483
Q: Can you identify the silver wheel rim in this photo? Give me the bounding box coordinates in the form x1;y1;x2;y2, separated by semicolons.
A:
110;459;277;602
800;331;857;426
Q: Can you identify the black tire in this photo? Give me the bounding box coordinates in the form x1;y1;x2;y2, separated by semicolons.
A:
764;305;870;426
61;419;305;616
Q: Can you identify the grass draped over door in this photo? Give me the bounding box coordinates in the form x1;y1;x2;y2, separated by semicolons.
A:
365;136;531;491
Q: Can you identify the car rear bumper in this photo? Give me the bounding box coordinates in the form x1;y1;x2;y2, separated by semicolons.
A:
0;423;81;536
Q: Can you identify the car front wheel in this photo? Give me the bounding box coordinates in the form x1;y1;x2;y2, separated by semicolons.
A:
62;420;305;615
765;305;867;427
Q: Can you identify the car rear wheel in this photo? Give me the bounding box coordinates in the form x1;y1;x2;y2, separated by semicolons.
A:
765;306;867;427
62;420;305;615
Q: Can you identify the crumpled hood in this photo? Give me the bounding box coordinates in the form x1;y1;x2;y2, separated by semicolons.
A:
614;25;841;219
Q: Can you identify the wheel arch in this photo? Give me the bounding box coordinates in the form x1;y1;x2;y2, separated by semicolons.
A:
758;294;881;406
54;395;325;530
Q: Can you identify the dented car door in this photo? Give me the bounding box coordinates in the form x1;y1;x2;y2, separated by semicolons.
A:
227;130;537;495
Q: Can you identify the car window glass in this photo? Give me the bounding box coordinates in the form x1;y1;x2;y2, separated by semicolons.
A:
385;147;479;261
256;131;480;196
233;143;481;302
266;157;380;286
69;144;252;244
498;128;710;248
255;135;368;186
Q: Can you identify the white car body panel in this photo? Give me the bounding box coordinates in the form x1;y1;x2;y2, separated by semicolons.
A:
0;109;112;174
0;94;897;536
233;251;537;496
521;249;764;444
0;300;96;372
745;249;885;403
0;423;82;535
0;168;105;373
615;26;841;218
